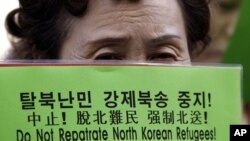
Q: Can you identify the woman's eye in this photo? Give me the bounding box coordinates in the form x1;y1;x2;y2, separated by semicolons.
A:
149;53;177;62
94;53;121;60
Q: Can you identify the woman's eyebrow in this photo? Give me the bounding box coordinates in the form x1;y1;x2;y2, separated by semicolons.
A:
148;34;183;52
81;36;129;58
88;36;130;46
150;35;181;44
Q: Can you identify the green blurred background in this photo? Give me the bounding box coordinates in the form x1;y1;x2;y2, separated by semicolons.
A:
223;0;250;103
194;0;249;104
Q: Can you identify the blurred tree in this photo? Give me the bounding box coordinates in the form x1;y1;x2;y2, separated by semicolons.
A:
194;0;241;62
223;0;250;103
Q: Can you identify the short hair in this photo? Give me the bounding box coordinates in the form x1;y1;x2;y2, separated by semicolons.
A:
5;0;211;59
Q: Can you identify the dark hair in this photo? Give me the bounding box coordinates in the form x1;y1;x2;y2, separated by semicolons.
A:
5;0;211;59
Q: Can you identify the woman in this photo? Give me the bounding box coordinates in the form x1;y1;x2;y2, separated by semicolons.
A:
5;0;210;62
6;0;250;124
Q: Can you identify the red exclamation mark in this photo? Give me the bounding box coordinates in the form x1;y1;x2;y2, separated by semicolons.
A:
62;112;66;125
204;112;208;124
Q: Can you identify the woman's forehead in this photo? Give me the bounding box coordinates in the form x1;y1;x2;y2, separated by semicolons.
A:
87;0;182;15
71;0;185;38
61;0;189;60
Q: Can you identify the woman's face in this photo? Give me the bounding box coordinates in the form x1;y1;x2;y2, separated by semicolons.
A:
60;0;190;63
